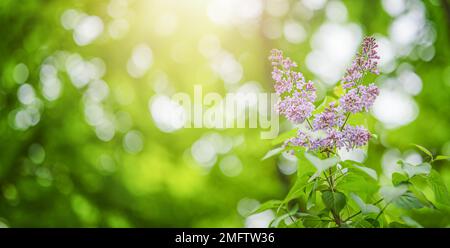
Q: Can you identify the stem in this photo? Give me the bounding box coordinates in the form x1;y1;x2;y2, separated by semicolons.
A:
375;202;390;221
306;118;313;130
322;153;342;226
323;172;332;189
328;167;334;192
284;209;299;228
331;211;342;227
333;173;345;185
345;211;362;222
340;112;351;131
339;74;365;132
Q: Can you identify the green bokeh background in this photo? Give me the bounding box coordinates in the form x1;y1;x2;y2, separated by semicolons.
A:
0;0;449;227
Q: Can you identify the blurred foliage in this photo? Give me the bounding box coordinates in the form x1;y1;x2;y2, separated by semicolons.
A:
0;0;449;227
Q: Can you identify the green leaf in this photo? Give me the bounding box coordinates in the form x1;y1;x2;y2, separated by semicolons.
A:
271;129;297;146
347;112;368;126
305;153;340;182
434;155;450;161
333;84;345;98
371;133;378;140
398;161;431;178
301;215;330;228
393;192;425;209
351;217;379;228
380;185;408;203
413;144;433;159
409;184;435;208
321;191;347;214
341;160;378;180
392;172;409;186
427;170;450;205
337;170;379;196
269;205;299;227
278;172;316;214
249;200;282;216
297;153;316;178
401;216;423;228
389;222;410;228
350;193;380;214
365;218;380;227
352;218;372;228
261;147;285;160
283;175;310;204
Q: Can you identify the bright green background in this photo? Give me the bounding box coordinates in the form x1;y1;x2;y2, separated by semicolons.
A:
0;0;449;227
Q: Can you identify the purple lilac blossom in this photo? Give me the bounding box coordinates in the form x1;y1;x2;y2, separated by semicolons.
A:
340;88;364;114
340;84;380;114
285;130;310;148
320;129;345;151
360;83;380;111
313;102;343;130
361;37;380;74
342;36;380;89
284;129;346;152
272;37;380;153
342;125;371;150
269;49;298;95
269;49;317;123
277;96;315;124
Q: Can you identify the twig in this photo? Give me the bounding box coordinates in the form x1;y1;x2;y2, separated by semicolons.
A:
306;118;314;130
343;198;384;222
340;112;351;131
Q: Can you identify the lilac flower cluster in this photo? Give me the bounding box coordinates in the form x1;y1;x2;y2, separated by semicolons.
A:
269;49;316;124
277;96;315;123
286;124;371;152
340;84;380;113
342;37;380;89
271;37;381;153
343;125;372;148
312;102;343;130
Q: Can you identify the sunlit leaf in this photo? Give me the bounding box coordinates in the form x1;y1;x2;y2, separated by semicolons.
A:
306;179;319;210
434;155;450;161
270;129;297;146
413;144;433;159
270;205;299;227
249;200;282;216
261;147;285;160
337;171;379;196
401;216;423;228
305;153;340;182
380;185;408;203
312;96;336;115
346;112;368;126
389;222;410;228
427;170;450;205
398;161;431;178
392;172;409;186
371;133;378;140
301;215;330;228
350;193;380;214
393;192;425;209
408;184;435;208
341;160;378;180
333;84;345;98
278;173;315;214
